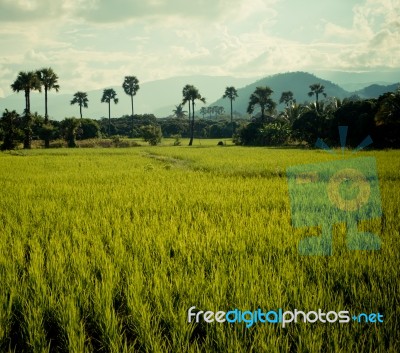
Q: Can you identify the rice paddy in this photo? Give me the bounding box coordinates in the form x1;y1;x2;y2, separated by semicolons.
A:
0;144;399;352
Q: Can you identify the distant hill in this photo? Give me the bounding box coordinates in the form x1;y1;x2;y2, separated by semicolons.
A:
355;83;399;98
208;72;350;115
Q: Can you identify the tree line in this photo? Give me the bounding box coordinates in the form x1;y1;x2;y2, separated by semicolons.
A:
1;68;399;149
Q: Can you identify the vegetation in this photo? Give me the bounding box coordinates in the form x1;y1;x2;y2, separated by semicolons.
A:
223;86;238;136
1;69;400;351
122;76;140;136
182;85;206;146
101;88;119;137
10;71;42;149
70;92;89;120
246;86;276;120
3;70;399;149
0;147;398;352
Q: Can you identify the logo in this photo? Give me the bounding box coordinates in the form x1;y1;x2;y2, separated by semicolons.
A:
187;307;384;328
286;126;382;255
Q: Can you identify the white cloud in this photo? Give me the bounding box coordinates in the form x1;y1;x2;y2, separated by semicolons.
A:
0;0;399;98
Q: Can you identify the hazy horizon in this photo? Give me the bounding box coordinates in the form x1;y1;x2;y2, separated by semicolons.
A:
1;0;399;97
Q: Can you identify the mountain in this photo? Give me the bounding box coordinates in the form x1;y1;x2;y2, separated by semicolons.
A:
0;76;256;121
208;71;349;115
355;83;399;98
314;69;400;91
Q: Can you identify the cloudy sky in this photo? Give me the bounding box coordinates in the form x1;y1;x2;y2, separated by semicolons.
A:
0;0;399;97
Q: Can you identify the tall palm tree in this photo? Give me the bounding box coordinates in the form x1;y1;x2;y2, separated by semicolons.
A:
247;86;276;120
70;92;89;119
308;83;327;110
36;68;60;124
10;71;41;149
101;88;118;136
122;76;140;136
223;86;238;135
37;68;59;148
182;85;206;146
182;84;192;129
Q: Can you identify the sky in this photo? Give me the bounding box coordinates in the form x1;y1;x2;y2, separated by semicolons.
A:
0;0;399;97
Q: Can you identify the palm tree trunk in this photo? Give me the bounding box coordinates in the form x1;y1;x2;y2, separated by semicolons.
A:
79;104;82;119
230;99;233;136
131;94;134;137
187;102;191;145
44;87;50;148
44;87;48;124
108;101;111;137
189;100;194;146
23;90;31;149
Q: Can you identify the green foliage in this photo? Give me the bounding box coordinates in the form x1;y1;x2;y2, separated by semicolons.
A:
0;109;23;150
141;125;162;145
70;92;89;119
182;85;206;145
259;121;291;145
247;86;276;118
172;134;182;146
0;148;398;352
61;117;80;147
78;119;101;140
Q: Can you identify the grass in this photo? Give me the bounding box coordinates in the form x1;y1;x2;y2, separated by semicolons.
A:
0;146;399;352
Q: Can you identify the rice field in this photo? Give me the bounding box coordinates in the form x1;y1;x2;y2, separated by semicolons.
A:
0;143;399;352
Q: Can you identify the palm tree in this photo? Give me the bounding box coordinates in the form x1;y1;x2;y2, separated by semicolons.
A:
182;84;192;128
70;92;89;119
308;83;327;110
223;86;238;135
122;76;140;136
182;85;206;146
279;91;295;107
173;104;187;119
10;71;41;149
279;102;308;124
101;88;118;136
36;68;59;123
247;86;276;120
37;68;59;148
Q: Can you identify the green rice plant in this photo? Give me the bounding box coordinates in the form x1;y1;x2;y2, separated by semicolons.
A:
0;147;398;352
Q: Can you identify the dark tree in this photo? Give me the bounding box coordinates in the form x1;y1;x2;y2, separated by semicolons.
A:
0;110;22;150
182;85;206;146
223;86;238;136
70;92;89;119
279;91;295;106
10;71;41;149
101;88;118;136
122;76;140;136
37;68;59;147
308;83;327;111
247;86;276;120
